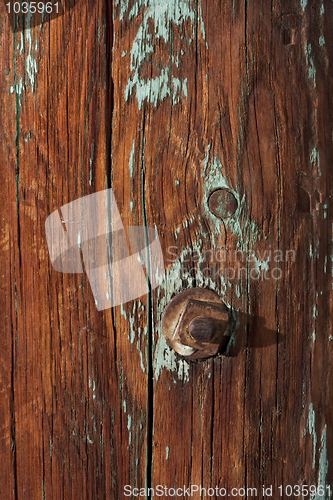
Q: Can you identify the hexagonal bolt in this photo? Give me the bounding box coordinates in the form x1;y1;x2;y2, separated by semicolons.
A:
189;317;216;343
162;288;231;360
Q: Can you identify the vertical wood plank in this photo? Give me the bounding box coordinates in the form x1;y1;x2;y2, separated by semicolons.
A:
114;0;333;497
0;0;149;497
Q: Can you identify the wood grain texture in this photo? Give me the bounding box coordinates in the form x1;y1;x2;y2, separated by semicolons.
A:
1;0;333;498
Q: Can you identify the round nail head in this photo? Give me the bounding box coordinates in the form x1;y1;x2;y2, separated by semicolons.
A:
208;189;238;219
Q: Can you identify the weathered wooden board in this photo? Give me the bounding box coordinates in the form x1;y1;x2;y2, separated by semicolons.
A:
0;1;148;498
1;0;333;498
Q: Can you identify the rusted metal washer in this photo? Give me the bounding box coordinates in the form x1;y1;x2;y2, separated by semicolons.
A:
162;288;231;360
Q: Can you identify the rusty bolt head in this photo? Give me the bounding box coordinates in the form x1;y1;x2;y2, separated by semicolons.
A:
208;189;238;219
189;317;216;342
162;288;231;360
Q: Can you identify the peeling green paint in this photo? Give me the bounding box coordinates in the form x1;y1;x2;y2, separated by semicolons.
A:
154;150;259;379
300;0;307;12
305;43;316;88
130;139;136;178
120;303;127;320
310;147;321;176
118;0;207;109
10;77;24;106
202;152;258;250
253;256;270;276
24;21;38;92
155;241;230;381
121;301;147;372
310;240;320;260
89;376;97;400
303;403;317;470
13;15;38;100
323;203;328;220
155;247;201;382
127;415;132;445
137;337;146;372
308;425;331;500
89;143;95;186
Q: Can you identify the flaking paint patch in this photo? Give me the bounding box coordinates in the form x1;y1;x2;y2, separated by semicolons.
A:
311;330;316;349
315;426;329;499
122;394;134;448
300;0;307;11
309;425;331;500
303;403;317;470
155;240;232;382
310;147;321;176
88;376;97;400
24;20;38;92
155;248;199;382
122;301;147;372
155;151;258;379
154;317;190;383
202;152;258;250
11;14;38;108
310;240;320;260
120;303;127;320
129;302;136;344
253;256;270;276
126;67;186;109
127;415;132;445
10;77;24;106
305;43;316;87
311;299;318;349
137;336;146;372
119;0;207;109
130;140;136;178
89;143;95;186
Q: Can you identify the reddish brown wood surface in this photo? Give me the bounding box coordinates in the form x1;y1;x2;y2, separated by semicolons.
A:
1;0;333;499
